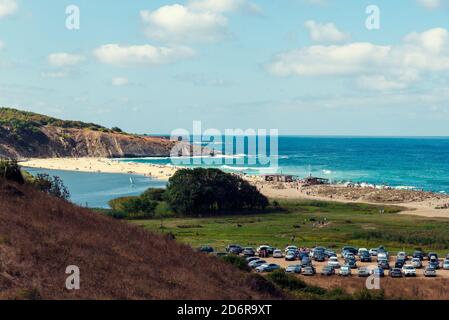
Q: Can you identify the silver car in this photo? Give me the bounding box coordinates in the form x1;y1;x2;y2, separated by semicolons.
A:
285;264;302;274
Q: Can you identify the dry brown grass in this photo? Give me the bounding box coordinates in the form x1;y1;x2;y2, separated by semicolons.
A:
0;179;282;300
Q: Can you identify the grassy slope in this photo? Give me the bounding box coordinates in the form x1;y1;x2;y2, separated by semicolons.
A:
133;200;449;255
0;178;282;300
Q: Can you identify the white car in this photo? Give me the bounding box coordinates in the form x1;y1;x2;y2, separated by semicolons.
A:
328;256;341;269
273;249;283;258
285;246;298;253
358;248;368;256
402;265;417;277
443;259;449;270
369;248;378;256
397;251;407;260
339;265;351;276
411;258;422;268
377;252;387;261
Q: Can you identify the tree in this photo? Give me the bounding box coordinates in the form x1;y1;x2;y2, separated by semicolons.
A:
165;168;268;216
33;173;70;200
0;159;25;184
111;127;123;133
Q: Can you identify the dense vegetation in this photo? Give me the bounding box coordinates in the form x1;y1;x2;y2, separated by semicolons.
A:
0;107;123;133
165;168;269;215
0;159;69;200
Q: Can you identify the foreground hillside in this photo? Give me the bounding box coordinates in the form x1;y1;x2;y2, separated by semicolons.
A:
0;108;175;159
0;178;281;300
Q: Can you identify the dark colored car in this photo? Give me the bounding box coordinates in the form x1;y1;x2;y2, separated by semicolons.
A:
429;258;440;269
321;266;336;276
242;247;256;256
198;246;214;253
246;256;260;263
359;252;372;262
395;258;405;268
341;246;358;257
345;257;358;269
427;252;439;260
226;244;243;254
378;259;390;270
413;250;424;261
302;266;316;276
389;268;403;278
325;249;337;258
314;252;326;262
301;256;312;267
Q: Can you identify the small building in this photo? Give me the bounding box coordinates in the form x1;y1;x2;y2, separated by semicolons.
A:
262;174;294;182
301;176;329;186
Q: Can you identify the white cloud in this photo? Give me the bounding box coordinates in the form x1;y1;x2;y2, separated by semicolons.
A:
93;44;195;66
140;4;228;43
111;77;129;86
268;27;449;91
140;0;260;44
0;0;18;18
47;53;84;67
305;20;350;43
417;0;443;9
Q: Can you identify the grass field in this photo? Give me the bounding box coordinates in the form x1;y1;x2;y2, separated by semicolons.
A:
132;200;449;255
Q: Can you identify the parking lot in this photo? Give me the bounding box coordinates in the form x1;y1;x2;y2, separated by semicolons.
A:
263;256;449;279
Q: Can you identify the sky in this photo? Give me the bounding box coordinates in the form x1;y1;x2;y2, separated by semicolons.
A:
1;0;449;136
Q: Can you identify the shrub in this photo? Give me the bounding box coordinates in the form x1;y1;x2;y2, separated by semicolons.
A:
0;159;24;184
267;270;307;291
32;173;70;200
220;255;251;272
165;168;269;216
142;188;166;202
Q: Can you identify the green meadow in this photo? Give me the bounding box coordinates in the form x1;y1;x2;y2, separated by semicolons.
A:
132;200;449;255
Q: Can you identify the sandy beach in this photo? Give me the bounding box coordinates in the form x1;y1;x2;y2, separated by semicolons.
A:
20;157;178;180
20;157;449;219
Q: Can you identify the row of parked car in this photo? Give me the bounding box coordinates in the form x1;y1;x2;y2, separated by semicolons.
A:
198;244;449;277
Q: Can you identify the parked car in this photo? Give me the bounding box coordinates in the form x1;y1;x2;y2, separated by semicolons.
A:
402;265;417;277
429;258;440;269
358;248;368;256
328;256;341;269
389;268;403;278
242;247;256;256
285;246;298;253
339;265;352;277
249;259;267;269
246;256;260;263
413;250;424;261
310;247;326;258
369;248;379;256
443;259;449;270
378;259;390;270
345;257;357;269
342;246;358;255
424;266;437;277
313;252;326;262
273;249;284;258
397;252;407;261
325;249;337;258
371;267;385;277
411;258;422;269
321;266;336;276
255;263;280;273
377;252;388;261
198;246;214;253
359;251;372;262
301;256;312;267
257;245;274;256
395;258;405;269
298;248;311;259
227;244;243;254
357;267;370;277
427;252;439;261
302;266;316;276
285;250;297;261
285;264;302;274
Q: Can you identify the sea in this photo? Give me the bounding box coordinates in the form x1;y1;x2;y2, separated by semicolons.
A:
26;137;449;208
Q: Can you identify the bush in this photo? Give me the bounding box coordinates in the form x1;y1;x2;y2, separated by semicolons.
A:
142;188;166;202
165;168;269;216
0;159;24;184
220;255;251;272
32;173;70;200
267;270;308;291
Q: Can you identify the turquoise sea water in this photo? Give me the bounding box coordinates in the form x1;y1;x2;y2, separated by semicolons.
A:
121;136;449;194
26;137;449;208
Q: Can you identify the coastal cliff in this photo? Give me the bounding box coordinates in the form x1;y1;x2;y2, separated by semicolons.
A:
0;108;176;159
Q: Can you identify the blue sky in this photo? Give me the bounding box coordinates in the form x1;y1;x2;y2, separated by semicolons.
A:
1;0;449;135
